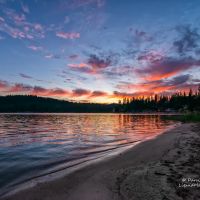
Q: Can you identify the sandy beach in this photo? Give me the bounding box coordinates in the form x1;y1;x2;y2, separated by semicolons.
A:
1;123;200;200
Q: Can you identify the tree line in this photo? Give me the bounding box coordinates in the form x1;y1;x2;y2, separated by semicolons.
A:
0;87;199;113
117;87;200;112
0;95;116;113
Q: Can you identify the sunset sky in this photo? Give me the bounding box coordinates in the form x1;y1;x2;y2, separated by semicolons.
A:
0;0;200;103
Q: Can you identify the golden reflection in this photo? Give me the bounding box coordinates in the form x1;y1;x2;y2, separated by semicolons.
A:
0;114;174;148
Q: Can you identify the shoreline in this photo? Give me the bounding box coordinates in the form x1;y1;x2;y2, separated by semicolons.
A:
0;124;176;197
0;123;177;198
1;123;200;200
0;142;141;198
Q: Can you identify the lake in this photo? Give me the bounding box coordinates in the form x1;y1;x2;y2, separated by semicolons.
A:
0;113;176;195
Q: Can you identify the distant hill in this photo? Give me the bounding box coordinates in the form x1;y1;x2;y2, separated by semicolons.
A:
0;95;116;113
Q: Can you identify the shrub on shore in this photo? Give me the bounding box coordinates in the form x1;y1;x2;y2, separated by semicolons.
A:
163;113;200;122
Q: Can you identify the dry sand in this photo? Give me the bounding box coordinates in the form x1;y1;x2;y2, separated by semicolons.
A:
1;123;200;200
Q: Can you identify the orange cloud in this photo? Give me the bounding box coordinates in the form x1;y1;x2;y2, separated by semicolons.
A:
136;57;200;81
116;74;197;96
68;64;97;75
145;71;180;81
68;63;88;68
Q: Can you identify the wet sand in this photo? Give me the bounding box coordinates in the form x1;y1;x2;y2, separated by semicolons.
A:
1;123;200;200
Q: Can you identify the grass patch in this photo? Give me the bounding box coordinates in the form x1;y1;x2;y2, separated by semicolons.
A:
163;113;200;122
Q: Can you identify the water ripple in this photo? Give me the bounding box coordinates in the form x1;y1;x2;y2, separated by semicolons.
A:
0;113;175;195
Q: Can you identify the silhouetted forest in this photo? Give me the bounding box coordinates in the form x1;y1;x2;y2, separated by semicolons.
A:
0;95;116;113
0;87;200;113
117;87;200;112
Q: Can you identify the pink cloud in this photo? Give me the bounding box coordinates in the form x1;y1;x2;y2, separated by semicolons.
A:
45;54;54;59
0;80;106;99
8;83;32;93
135;57;200;81
44;54;60;59
31;87;70;97
1;9;45;40
8;28;26;39
71;88;91;97
56;32;80;39
34;24;43;31
0;80;8;90
68;54;114;75
68;53;115;76
28;45;43;51
116;74;199;96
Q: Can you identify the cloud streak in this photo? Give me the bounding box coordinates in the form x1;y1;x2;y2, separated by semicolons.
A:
117;74;199;95
28;45;43;51
135;57;200;81
56;32;80;39
0;80;110;100
19;73;33;79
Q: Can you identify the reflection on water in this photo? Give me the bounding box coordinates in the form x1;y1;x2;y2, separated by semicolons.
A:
0;114;175;194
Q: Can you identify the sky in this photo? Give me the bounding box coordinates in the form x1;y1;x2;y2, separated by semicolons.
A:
0;0;200;103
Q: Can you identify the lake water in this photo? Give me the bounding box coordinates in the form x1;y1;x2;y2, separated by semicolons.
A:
0;113;176;195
